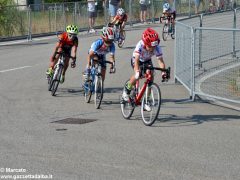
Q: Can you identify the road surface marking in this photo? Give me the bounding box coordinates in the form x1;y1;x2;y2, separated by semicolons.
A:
0;66;31;73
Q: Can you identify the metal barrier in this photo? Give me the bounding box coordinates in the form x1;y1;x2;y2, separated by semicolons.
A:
175;8;240;104
1;0;240;40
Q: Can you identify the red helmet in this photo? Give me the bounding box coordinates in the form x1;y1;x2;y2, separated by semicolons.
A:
142;28;160;47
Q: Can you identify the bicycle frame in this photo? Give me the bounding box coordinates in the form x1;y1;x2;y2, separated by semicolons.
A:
134;69;152;106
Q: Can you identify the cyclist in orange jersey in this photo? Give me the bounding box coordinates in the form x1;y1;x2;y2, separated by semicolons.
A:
46;24;78;84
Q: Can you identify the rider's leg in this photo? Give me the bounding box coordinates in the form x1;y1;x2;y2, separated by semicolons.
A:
59;57;69;84
62;57;70;76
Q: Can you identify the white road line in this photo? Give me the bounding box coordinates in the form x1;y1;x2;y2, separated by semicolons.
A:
0;66;31;73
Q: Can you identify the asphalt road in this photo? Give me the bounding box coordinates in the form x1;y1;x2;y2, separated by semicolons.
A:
0;24;240;180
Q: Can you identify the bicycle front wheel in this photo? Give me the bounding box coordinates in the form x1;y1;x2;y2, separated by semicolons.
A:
141;83;161;126
118;30;126;48
94;75;103;109
120;80;135;119
162;24;169;41
51;65;63;96
48;75;53;91
84;79;93;103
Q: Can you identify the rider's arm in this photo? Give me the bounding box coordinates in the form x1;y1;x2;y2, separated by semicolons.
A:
109;54;115;68
111;16;117;24
157;56;166;69
134;54;140;72
51;42;62;60
121;21;126;30
87;50;95;68
72;45;77;60
87;51;94;69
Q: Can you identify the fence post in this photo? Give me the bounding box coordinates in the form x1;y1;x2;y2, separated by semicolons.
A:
232;9;236;58
74;2;77;25
48;6;51;32
191;27;196;100
64;3;67;31
198;14;203;68
27;5;32;41
129;0;133;26
104;1;108;26
55;3;57;33
188;0;191;17
150;0;154;23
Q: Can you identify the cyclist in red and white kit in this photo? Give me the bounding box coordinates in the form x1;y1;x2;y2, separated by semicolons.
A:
109;8;127;42
122;28;168;101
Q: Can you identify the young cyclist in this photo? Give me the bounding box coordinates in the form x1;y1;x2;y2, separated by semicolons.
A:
122;28;168;101
108;8;127;42
161;3;176;30
84;26;116;83
46;24;78;84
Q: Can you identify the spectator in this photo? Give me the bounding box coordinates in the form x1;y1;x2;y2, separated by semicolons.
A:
107;0;122;21
87;0;97;33
195;0;205;14
139;0;150;23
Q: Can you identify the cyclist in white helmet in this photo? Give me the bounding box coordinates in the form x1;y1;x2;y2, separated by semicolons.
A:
161;2;176;30
83;27;116;83
46;24;78;84
109;8;127;42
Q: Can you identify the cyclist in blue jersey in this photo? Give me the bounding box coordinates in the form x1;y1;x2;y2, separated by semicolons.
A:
84;27;116;82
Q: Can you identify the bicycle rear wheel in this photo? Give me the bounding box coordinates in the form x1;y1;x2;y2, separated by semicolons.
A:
141;83;161;126
94;75;103;109
162;24;169;41
51;65;63;96
118;30;126;48
120;80;135;119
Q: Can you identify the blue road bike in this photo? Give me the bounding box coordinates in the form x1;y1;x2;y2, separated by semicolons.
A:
83;59;113;109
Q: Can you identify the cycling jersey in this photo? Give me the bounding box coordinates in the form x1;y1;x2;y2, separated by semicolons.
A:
132;40;163;63
58;32;78;50
89;38;115;56
113;14;128;25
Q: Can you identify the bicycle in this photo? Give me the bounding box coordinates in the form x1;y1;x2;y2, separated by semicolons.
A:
161;14;175;41
83;59;113;109
120;65;170;126
47;51;74;96
108;23;126;48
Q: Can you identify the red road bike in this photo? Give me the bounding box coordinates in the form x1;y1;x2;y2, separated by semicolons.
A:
120;66;170;126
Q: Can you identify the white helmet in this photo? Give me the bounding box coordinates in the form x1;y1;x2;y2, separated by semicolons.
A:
163;3;170;11
117;8;125;16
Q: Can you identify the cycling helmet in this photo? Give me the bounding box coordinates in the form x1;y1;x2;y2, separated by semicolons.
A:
163;3;170;11
101;27;115;41
66;24;78;34
142;28;160;47
117;8;125;16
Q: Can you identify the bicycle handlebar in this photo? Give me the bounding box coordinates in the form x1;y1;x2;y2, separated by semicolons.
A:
146;66;170;73
92;59;113;65
147;66;171;82
55;51;75;59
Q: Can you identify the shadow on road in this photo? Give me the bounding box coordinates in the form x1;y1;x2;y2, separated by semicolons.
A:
153;114;240;127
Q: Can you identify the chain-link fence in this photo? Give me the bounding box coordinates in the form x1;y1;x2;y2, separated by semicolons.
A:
1;0;240;40
175;8;240;104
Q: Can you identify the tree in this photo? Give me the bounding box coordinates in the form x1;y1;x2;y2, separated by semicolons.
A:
0;0;25;37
